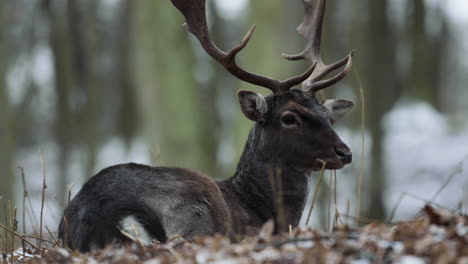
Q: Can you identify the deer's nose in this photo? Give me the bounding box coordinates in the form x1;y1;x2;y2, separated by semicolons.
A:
334;146;352;164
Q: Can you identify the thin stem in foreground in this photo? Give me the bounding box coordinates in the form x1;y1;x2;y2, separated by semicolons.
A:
333;170;341;225
11;208;17;264
0;223;41;251
328;171;332;232
430;155;468;203
354;67;366;223
19;167;27;256
45;226;61;248
39;149;47;249
305;159;327;226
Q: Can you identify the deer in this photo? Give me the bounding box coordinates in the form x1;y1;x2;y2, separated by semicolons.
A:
58;0;354;252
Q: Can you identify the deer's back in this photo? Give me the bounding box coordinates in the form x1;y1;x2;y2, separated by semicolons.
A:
59;163;231;251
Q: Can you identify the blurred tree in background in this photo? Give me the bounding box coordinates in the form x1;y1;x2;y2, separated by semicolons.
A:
0;0;466;229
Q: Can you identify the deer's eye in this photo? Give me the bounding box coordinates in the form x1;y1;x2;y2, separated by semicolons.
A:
282;116;295;125
281;112;301;127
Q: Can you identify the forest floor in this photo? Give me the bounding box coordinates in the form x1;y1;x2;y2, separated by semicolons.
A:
3;205;467;264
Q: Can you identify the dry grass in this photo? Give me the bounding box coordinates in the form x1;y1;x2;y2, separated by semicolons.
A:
354;66;366;223
1;205;466;263
39;149;47;251
1;150;465;263
304;159;327;226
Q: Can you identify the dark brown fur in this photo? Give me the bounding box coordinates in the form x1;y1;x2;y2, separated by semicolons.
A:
59;89;353;251
60;0;355;252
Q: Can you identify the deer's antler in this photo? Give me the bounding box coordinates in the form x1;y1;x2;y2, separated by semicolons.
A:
170;0;316;94
283;0;354;93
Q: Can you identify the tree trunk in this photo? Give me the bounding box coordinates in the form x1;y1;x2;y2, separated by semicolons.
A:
407;0;448;111
116;0;139;147
0;0;15;224
132;1;205;172
361;0;402;221
67;0;99;180
42;0;75;204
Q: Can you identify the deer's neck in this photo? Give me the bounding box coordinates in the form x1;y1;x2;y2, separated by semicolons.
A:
218;125;309;233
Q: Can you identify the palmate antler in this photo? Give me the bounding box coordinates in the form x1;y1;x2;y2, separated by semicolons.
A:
170;0;352;95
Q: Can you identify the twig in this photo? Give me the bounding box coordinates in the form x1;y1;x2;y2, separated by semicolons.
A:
47;224;72;253
19;175;40;235
0;223;41;251
346;200;350;226
328;171;332;232
39;149;47;249
130;223;146;247
0;197;4;253
8;201;12;233
388;191;457;222
0;197;3;254
354;68;366;222
45;226;60;247
21;234;54;244
19;167;27;257
3;199;9;250
404;192;451;210
152;145;165;166
25;204;39;235
0;232;3;258
119;229;140;243
305;159;327;226
10;208;17;264
168;234;192;246
430;154;468;203
387;192;405;223
67;184;74;206
62;216;71;249
333;170;341;225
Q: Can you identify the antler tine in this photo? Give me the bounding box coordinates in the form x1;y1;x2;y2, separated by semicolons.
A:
283;0;354;93
170;0;316;94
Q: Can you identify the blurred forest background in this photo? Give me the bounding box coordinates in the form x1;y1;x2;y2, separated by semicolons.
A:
0;0;467;234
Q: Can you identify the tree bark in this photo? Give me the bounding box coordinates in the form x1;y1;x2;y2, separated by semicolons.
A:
407;0;448;111
0;0;15;222
42;0;75;204
361;0;402;220
116;0;139;147
132;0;205;172
67;0;100;179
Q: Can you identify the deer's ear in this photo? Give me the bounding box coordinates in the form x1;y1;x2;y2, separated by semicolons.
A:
237;90;268;122
323;99;354;123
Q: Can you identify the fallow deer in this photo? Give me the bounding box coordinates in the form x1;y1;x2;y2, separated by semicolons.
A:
59;0;354;252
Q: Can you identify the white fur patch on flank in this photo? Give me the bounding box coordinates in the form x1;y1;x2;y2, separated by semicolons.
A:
119;216;152;246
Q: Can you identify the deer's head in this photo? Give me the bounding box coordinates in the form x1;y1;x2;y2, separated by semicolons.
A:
238;88;353;171
172;0;354;171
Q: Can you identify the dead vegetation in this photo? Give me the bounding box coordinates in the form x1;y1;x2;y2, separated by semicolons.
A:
0;205;466;264
1;146;467;263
